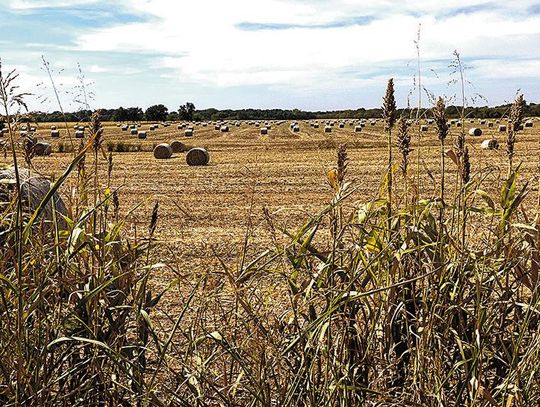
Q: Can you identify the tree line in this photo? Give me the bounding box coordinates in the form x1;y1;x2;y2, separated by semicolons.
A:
7;102;540;124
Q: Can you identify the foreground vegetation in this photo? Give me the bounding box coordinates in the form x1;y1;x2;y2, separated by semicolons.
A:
1;63;540;406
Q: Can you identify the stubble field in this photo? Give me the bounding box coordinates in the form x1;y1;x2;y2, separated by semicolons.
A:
6;118;539;279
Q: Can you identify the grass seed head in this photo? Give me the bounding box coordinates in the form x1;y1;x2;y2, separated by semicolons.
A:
383;78;397;132
433;97;449;141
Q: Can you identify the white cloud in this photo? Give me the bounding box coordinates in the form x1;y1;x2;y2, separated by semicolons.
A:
7;0;102;9
72;2;540;90
4;0;540;109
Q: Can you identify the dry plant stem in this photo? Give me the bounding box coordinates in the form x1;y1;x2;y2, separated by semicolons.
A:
0;70;25;405
41;55;75;153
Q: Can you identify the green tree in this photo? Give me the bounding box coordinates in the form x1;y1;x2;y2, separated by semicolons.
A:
145;104;169;122
178;102;196;121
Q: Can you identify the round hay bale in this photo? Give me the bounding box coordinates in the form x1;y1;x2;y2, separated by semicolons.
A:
498;125;507;132
214;125;220;130
293;125;300;132
75;130;84;138
51;125;57;130
170;140;187;153
0;167;67;229
354;125;362;132
480;120;486;125
130;128;138;135
313;123;319;129
78;126;85;131
468;128;482;137
525;121;534;128
138;131;147;139
421;125;428;132
487;122;494;128
456;122;462;127
481;139;499;150
185;129;193;137
186;148;209;166
220;125;229;132
33;142;52;156
339;123;345;128
122;125;128;131
325;126;332;133
153;143;173;159
51;130;60;138
260;127;268;135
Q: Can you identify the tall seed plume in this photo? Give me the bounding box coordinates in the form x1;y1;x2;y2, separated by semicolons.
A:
433;97;449;141
91;109;103;154
506;94;525;164
396;117;410;176
461;146;471;184
383;79;397;131
336;143;348;186
149;201;159;237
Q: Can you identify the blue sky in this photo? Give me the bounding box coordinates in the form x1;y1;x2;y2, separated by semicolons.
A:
1;0;539;112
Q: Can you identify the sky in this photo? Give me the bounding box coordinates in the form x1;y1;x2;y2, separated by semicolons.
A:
1;0;539;112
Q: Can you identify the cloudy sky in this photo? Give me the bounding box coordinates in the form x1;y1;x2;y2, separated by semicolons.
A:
1;0;539;112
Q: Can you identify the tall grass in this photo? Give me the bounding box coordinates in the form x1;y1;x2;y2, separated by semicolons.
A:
1;63;539;406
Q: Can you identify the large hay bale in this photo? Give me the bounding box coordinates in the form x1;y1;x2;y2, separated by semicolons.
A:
525;121;534;128
153;143;173;159
421;125;428;132
480;119;486;125
339;123;345;128
51;130;60;138
75;130;84;138
293;125;300;133
325;126;332;133
33;142;52;156
468;128;482;137
313;123;319;129
487;122;494;128
260;127;268;135
220;125;229;132
354;125;362;132
185;129;193;137
50;125;57;130
130;128;138;135
498;125;507;132
170;140;187;153
0;166;67;228
481;139;499;150
122;125;128;131
186;148;209;166
138;131;147;139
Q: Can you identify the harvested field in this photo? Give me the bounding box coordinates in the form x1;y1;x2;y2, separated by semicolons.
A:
9;117;540;275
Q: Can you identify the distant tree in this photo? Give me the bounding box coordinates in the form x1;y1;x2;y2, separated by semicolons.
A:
178;102;196;121
112;106;127;122
145;104;168;122
167;111;179;121
125;107;144;122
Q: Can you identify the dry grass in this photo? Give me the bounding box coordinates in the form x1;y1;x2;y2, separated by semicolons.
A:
2;108;540;405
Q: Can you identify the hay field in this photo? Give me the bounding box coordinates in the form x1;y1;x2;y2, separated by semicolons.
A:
9;117;539;276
